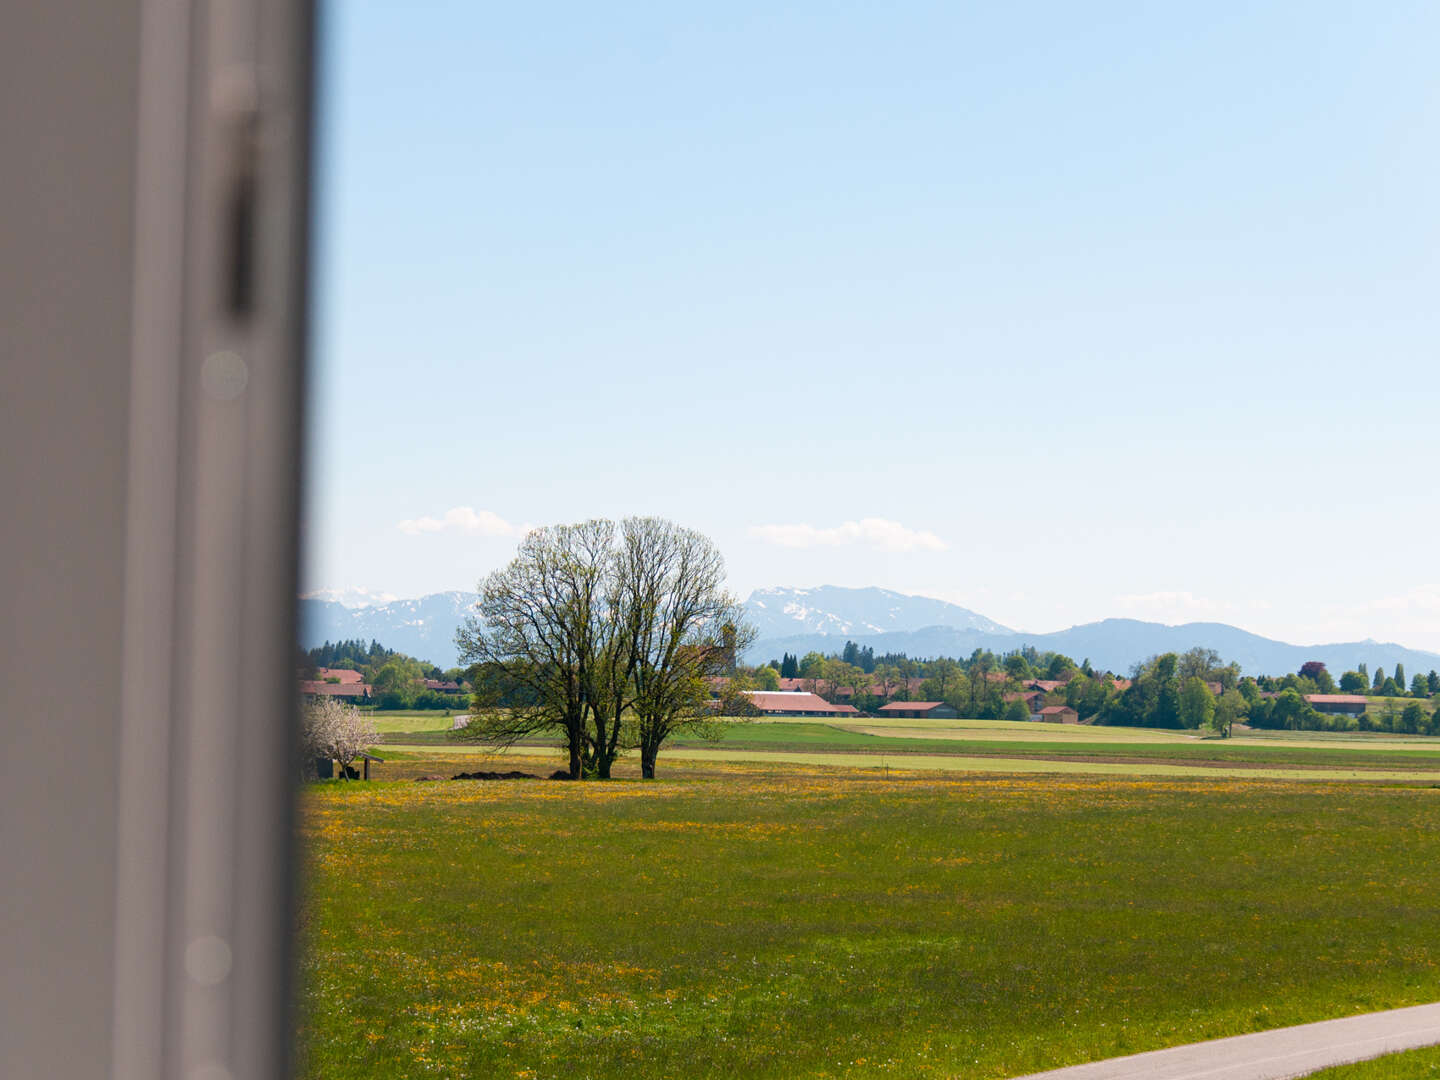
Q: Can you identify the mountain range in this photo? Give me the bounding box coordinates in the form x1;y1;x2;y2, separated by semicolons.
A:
297;585;1440;678
745;585;1011;638
299;591;481;669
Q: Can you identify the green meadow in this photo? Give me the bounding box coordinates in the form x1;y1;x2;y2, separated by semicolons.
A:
371;712;1440;781
297;757;1440;1079
1304;1045;1440;1077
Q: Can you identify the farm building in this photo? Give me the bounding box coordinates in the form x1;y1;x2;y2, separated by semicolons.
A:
1305;694;1369;717
299;678;371;703
1004;691;1045;712
1037;705;1080;724
877;701;958;720
743;691;861;717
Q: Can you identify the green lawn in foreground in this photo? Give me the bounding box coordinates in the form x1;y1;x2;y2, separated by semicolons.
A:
297;759;1440;1079
1303;1044;1440;1077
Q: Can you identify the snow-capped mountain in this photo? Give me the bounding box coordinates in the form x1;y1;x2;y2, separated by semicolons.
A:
298;590;479;668
743;585;1011;641
300;585;399;609
295;584;1440;677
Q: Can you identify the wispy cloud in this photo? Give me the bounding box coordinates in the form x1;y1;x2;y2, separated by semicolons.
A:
1114;590;1225;623
748;517;947;553
397;506;531;538
1372;583;1440;614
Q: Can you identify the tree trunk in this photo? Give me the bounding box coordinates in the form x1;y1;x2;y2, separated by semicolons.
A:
640;743;657;779
568;739;582;780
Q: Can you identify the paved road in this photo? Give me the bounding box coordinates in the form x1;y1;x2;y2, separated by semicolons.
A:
1011;1003;1440;1079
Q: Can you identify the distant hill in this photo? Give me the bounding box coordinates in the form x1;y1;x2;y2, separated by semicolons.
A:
748;616;1440;679
296;584;1440;678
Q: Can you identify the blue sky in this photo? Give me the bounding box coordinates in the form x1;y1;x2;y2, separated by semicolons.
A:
303;1;1440;649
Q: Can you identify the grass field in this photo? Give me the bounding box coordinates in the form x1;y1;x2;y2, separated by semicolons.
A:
674;722;1440;770
1305;1044;1440;1077
297;757;1440;1079
372;712;1440;783
370;713;456;740
371;713;1440;778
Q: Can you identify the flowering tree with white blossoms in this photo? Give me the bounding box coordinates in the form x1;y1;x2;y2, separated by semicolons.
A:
301;697;378;780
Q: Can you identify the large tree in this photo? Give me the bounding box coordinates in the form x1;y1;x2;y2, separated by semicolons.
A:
615;517;753;779
454;517;750;780
1338;670;1368;693
1211;688;1246;738
1179;647;1223;682
371;655;427;708
1178;676;1216;730
750;664;781;691
454;519;615;779
1269;688;1316;731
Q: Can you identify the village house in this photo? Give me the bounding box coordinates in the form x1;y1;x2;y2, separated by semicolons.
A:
299;667;372;703
1305;694;1369;717
1026;679;1067;694
743;691;862;717
1037;705;1080;724
423;678;465;694
877;701;959;720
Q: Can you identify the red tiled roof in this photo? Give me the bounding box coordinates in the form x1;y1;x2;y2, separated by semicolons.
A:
774;676;922;698
878;701;945;712
744;691;860;715
1305;694;1369;705
1028;680;1065;692
317;667;364;684
1038;705;1077;716
424;679;463;692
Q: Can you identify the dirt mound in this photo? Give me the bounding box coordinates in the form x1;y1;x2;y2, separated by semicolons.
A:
451;769;544;781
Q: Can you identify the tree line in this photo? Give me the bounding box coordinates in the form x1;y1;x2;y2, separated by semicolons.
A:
743;645;1439;736
299;639;470;709
751;643;1128;720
